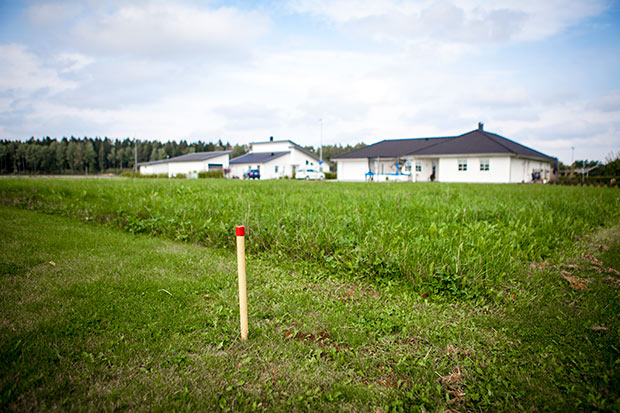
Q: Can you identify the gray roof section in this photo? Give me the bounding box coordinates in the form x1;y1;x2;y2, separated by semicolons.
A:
414;130;554;161
333;129;554;161
333;137;452;159
139;151;230;166
229;151;289;164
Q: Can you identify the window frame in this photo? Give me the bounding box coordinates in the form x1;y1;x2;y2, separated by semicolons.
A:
479;159;489;171
458;159;468;172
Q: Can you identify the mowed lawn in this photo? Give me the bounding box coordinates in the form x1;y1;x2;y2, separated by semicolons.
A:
0;179;619;411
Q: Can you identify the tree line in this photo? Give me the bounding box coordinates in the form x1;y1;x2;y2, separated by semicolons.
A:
0;137;248;175
4;136;617;177
0;136;368;175
558;155;620;177
303;143;367;164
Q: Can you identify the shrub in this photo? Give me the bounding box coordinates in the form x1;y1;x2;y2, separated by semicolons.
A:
198;170;224;179
324;172;337;180
172;173;187;179
119;170;137;178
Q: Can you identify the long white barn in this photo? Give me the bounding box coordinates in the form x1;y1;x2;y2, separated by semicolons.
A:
138;151;230;177
334;124;556;183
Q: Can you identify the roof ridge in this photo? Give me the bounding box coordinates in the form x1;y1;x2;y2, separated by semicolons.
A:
406;136;456;155
478;130;516;155
482;130;554;159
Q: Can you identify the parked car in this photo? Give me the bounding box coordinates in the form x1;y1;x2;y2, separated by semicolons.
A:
244;169;260;180
296;169;325;180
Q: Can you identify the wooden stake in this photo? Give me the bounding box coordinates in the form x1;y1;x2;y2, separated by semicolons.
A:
236;226;248;341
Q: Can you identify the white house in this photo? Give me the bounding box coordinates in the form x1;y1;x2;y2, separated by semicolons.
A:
334;124;557;183
138;151;230;178
229;138;328;180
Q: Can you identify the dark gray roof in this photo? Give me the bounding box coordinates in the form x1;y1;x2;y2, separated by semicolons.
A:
333;129;554;161
414;130;554;161
139;151;230;166
333;137;452;159
229;151;288;164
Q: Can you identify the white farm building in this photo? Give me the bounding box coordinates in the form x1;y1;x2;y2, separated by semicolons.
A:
334;124;557;183
229;138;328;180
138;151;230;178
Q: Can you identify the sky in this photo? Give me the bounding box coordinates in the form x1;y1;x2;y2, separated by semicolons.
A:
0;0;619;163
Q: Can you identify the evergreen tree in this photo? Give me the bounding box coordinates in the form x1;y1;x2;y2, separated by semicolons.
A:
84;140;97;174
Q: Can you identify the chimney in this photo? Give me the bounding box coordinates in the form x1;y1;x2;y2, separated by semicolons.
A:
269;136;274;141
478;122;484;131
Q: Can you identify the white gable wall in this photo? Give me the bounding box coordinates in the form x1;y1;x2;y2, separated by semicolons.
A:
230;154;293;180
263;154;291;180
252;141;293;153
229;162;253;179
140;163;169;175
337;159;368;181
288;147;321;174
253;141;328;171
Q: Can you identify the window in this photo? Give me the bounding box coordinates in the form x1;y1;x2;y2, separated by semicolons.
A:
306;160;309;165
274;165;278;173
415;161;422;172
480;159;489;171
458;159;467;171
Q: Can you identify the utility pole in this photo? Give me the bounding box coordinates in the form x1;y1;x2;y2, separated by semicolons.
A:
319;118;323;170
570;146;575;177
134;138;138;173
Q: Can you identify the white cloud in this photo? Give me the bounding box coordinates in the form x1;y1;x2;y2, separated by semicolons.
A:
587;92;620;113
27;2;82;28
56;53;95;73
0;44;76;93
67;3;270;59
288;0;607;44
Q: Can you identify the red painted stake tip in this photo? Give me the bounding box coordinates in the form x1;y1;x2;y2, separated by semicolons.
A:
236;226;245;237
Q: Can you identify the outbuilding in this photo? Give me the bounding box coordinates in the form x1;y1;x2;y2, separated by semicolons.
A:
138;151;230;178
334;124;556;183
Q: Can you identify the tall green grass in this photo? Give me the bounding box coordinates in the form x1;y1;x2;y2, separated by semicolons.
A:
1;179;619;299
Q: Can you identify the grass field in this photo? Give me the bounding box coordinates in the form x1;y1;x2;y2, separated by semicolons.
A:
1;178;619;410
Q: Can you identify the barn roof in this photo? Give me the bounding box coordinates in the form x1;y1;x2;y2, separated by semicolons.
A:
139;151;230;166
